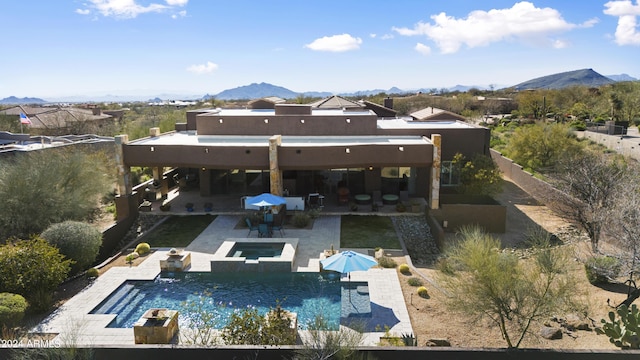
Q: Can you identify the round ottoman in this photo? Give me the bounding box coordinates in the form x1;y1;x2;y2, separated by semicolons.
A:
382;194;399;205
354;194;371;204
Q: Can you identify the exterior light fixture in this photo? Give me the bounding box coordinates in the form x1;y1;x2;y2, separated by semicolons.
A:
300;119;305;124
346;118;351;123
205;148;209;153
202;167;206;171
219;118;223;123
150;146;155;152
368;166;373;171
264;118;269;124
345;148;350;154
398;146;404;151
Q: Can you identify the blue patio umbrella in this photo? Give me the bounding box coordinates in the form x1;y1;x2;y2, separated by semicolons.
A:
321;250;377;300
248;193;286;207
320;250;378;274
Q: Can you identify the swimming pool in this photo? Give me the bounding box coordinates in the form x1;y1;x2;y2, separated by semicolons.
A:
228;242;284;259
91;272;346;329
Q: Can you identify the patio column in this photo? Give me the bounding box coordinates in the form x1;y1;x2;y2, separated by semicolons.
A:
115;134;132;196
429;134;441;210
269;135;283;196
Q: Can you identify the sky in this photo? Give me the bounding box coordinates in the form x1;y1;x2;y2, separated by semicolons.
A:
1;0;639;100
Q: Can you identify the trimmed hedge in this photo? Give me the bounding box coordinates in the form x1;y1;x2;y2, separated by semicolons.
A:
0;292;28;327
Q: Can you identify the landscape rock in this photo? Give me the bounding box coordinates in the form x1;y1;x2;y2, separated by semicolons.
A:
540;326;563;340
564;313;592;331
425;338;451;347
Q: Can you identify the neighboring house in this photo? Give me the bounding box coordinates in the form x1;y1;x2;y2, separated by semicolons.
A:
0;131;114;155
411;107;467;122
114;95;489;217
248;97;286;109
0;105;116;136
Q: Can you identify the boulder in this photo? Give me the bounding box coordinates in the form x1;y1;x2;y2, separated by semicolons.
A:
564;313;591;331
425;338;451;347
540;326;563;340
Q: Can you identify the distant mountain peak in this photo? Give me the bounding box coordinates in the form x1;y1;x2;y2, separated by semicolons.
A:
0;96;46;105
512;68;614;90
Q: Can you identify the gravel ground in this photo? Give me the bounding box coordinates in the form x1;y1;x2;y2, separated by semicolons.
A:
391;216;440;266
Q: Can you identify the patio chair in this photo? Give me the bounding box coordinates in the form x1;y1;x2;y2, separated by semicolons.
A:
258;223;272;238
271;216;285;237
307;193;320;209
245;218;259;237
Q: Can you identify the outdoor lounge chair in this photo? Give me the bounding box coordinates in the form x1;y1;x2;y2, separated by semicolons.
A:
258;223;272;238
245;218;259;237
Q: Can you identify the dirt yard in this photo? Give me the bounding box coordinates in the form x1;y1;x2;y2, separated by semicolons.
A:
394;177;629;349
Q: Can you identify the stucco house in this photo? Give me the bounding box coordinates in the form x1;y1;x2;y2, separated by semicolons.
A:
113;96;489;219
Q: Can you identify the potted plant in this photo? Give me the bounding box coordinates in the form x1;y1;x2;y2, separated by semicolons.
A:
204;202;213;212
396;203;406;212
349;202;358;212
185;202;194;212
160;199;171;211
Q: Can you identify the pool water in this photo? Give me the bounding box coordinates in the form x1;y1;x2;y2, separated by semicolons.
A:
228;242;284;259
91;272;343;329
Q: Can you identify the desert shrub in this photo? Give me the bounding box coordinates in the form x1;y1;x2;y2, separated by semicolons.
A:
569;120;586;131
41;221;102;275
125;252;139;263
135;242;151;255
407;277;423;287
398;263;411;275
292;212;310;228
417;286;429;298
307;209;321;219
86;267;99;278
435;256;455;275
377;256;397;268
585;255;621;284
0;293;28;327
0;237;71;311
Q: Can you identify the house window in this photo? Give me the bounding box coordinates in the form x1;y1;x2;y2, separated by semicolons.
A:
441;161;460;186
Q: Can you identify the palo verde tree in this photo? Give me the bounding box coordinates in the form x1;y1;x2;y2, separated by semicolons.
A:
549;151;629;252
451;153;503;197
503;122;583;172
438;225;577;348
0;148;113;240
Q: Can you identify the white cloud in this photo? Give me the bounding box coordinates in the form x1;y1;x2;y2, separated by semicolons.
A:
604;0;640;45
392;1;579;53
78;0;188;19
370;34;377;38
552;39;570;48
415;43;432;56
172;10;187;19
186;61;218;74
166;0;188;5
304;34;362;52
380;34;394;40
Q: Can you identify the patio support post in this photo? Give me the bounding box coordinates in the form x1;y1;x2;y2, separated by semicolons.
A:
269;135;283;196
429;134;441;210
115;135;132;196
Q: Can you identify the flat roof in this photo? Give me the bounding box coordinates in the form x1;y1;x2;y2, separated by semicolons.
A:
377;118;477;130
194;108;374;116
131;133;432;147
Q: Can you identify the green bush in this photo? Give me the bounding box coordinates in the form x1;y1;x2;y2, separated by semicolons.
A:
417;286;429;298
585;255;621;284
86;267;99;278
398;263;411;275
0;237;71;312
407;277;423;287
0;293;28;327
292;212;311;228
377;256;397;268
41;221;103;275
135;242;151;255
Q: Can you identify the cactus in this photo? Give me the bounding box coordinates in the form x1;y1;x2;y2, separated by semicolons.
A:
401;332;418;346
597;304;640;349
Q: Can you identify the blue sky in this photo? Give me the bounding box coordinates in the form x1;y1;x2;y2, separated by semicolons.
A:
1;0;639;99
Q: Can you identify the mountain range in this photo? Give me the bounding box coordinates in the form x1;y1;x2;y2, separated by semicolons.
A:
1;69;637;104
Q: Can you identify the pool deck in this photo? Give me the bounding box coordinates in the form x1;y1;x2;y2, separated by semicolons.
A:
33;215;412;346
